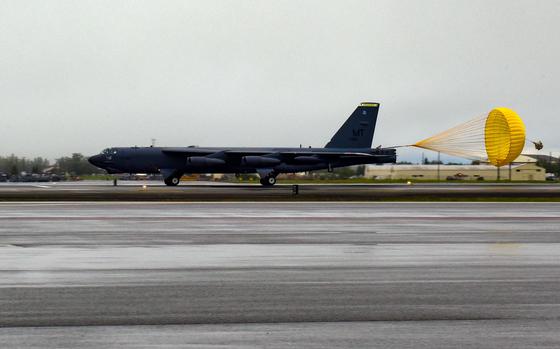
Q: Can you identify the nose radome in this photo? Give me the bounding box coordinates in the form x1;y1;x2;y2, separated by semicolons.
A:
88;154;103;166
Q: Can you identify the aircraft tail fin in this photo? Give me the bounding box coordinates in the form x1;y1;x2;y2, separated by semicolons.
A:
325;102;379;148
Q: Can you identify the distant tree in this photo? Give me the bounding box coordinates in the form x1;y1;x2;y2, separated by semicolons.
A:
0;155;51;174
56;153;103;175
355;165;366;177
312;166;361;179
334;166;358;178
30;157;49;173
537;159;560;176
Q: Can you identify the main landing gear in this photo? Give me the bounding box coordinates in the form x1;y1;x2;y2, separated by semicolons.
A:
164;176;181;186
160;169;183;187
259;175;277;186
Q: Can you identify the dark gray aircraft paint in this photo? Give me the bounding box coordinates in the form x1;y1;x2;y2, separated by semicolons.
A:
89;103;397;186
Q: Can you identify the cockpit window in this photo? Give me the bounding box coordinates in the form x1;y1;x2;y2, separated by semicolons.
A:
102;148;117;156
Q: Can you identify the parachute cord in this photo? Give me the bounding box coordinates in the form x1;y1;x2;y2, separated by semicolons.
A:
385;145;413;149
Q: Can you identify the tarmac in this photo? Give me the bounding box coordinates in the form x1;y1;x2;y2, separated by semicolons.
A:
1;201;560;348
1;180;560;201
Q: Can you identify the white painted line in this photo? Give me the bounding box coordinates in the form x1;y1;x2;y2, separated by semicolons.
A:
1;201;560;205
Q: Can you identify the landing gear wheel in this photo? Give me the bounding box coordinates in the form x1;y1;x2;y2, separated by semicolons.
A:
260;176;277;186
164;176;180;186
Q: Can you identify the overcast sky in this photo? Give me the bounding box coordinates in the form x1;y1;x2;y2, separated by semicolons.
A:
1;0;558;162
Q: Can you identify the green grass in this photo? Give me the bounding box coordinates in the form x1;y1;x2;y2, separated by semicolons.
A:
80;174;117;180
79;174;558;185
232;178;557;185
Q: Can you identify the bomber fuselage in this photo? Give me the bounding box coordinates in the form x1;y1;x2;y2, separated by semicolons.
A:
89;146;396;175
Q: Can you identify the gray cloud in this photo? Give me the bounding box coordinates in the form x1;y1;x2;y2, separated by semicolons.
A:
0;0;558;162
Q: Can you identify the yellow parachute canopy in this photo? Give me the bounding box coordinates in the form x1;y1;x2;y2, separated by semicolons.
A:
484;108;526;166
414;107;526;166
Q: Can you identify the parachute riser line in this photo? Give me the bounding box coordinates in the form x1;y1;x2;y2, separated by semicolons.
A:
411;107;528;167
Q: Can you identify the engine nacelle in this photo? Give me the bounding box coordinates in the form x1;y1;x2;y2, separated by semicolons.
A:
292;156;323;164
187;157;226;166
242;156;281;167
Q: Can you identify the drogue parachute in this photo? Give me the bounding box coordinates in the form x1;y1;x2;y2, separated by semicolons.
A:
413;107;536;167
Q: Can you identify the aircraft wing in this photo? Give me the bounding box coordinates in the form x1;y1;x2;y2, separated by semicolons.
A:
162;148;377;158
268;151;376;157
225;151;383;160
161;148;215;156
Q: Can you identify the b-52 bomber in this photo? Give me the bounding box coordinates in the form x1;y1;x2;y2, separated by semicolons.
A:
88;102;397;186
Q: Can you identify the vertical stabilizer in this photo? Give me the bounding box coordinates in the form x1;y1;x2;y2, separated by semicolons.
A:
325;102;379;148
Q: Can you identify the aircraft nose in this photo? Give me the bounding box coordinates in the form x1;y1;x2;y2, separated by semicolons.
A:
88;154;103;167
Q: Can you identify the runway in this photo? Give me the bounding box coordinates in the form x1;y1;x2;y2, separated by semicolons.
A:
1;180;560;201
1;202;560;348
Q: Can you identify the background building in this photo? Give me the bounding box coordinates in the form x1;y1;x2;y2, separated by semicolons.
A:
365;155;546;181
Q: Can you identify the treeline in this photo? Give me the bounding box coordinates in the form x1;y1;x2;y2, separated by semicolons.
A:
0;156;49;175
308;165;365;179
55;153;104;175
537;159;560;176
0;153;103;176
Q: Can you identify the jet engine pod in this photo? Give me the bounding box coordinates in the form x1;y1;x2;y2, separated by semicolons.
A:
187;157;226;166
241;156;281;167
293;156;323;164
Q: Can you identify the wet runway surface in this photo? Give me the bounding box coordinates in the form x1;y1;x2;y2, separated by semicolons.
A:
1;180;560;201
1;202;560;348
